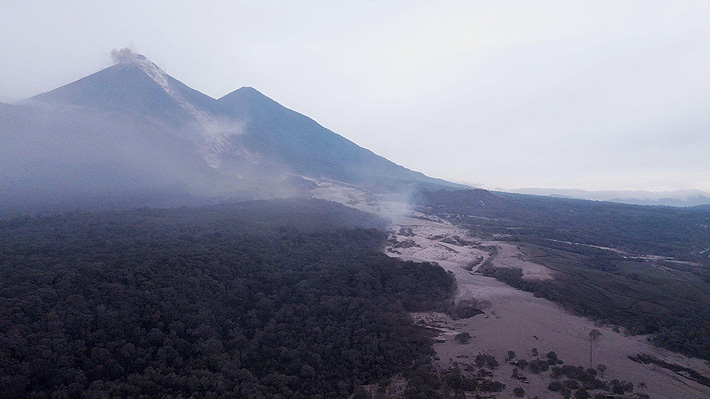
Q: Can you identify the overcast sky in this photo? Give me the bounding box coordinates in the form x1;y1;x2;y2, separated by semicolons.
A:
2;1;709;192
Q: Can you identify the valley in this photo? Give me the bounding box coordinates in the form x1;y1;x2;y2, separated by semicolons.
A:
315;183;710;398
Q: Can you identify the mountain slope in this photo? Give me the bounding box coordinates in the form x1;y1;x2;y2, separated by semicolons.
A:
2;50;461;213
32;62;195;126
30;51;457;190
0;99;226;215
218;87;457;190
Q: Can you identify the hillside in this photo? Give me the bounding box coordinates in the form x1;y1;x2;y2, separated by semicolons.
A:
218;87;455;190
1;50;457;215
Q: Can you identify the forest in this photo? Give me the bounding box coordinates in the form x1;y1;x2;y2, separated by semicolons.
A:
0;199;456;398
415;189;710;261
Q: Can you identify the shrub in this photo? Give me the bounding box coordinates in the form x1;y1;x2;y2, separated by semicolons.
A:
454;332;472;344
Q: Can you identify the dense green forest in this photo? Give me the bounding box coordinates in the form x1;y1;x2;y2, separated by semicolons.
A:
0;200;456;399
416;189;710;360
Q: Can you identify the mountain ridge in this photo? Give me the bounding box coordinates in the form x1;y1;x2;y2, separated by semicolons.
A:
1;49;462;213
510;187;710;207
218;86;453;189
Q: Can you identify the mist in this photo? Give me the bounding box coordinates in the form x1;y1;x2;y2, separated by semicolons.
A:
0;46;445;216
0;100;310;215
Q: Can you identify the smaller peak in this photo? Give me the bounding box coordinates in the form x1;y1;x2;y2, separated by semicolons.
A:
229;87;267;98
220;86;270;101
218;86;284;117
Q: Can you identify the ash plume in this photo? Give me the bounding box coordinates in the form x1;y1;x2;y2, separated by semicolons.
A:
111;47;144;64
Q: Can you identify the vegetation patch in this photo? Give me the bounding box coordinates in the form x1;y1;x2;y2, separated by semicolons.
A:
0;200;457;399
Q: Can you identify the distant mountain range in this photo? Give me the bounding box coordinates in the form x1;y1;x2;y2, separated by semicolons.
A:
509;188;710;207
1;49;457;213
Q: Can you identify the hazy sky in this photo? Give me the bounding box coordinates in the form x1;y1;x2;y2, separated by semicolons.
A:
2;1;709;191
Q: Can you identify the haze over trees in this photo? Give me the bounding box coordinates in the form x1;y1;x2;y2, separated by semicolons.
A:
0;200;456;398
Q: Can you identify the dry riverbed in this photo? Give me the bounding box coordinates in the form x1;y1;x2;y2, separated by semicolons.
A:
314;182;710;399
386;215;710;399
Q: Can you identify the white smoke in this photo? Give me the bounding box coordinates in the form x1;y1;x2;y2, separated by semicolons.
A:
111;48;142;64
109;47;245;168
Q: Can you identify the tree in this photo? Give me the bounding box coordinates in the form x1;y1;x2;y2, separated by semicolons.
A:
353;386;371;399
638;381;647;393
596;364;606;378
574;387;590;399
589;329;602;368
517;359;529;370
513;386;525;397
454;332;472;344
